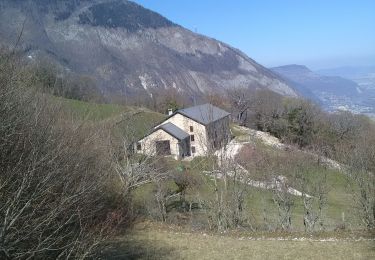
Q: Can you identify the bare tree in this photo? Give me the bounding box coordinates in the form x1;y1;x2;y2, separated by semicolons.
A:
114;141;168;195
294;158;328;233
200;141;254;231
249;90;285;133
270;176;294;231
227;88;252;125
345;127;375;229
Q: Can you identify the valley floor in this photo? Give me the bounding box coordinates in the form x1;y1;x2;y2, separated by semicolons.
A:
101;222;375;260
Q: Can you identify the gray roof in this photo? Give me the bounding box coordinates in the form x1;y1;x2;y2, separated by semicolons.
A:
156;122;189;140
177;104;230;125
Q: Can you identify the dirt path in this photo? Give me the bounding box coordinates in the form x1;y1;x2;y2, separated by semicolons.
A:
232;125;345;172
213;138;311;197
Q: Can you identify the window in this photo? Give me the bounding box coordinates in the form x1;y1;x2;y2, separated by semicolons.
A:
190;135;195;142
137;143;142;151
189;126;194;132
191;146;196;154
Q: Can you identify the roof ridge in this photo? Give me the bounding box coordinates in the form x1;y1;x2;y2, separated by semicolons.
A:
176;103;230;125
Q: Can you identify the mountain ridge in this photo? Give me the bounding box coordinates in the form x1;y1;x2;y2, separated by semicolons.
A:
0;0;298;101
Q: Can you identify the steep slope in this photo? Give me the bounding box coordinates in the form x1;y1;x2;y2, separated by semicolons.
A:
0;0;297;100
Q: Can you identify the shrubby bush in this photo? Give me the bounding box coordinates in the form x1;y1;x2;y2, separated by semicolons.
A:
0;51;128;259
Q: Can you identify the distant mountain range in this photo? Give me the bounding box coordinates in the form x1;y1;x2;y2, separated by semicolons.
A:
0;0;297;101
271;64;360;96
271;64;375;116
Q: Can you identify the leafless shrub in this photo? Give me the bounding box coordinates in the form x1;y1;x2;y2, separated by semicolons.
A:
0;52;127;259
199;147;254;232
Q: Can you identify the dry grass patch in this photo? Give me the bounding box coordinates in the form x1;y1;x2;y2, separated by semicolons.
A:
101;222;375;260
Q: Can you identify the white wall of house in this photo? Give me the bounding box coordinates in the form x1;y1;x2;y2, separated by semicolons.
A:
137;129;180;159
159;114;208;157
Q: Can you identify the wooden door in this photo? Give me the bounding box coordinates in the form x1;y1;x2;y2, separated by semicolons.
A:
155;140;171;155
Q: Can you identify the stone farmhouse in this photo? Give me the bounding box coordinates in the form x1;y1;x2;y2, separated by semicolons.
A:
136;104;231;159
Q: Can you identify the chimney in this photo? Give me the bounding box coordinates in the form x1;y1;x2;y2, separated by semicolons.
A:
168;108;173;116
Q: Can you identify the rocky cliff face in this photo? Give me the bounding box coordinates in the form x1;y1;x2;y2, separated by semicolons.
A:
0;0;298;100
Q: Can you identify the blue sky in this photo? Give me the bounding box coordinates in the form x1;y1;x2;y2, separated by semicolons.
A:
133;0;375;70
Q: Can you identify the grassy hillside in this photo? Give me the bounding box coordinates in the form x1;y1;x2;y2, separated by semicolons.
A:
52;96;165;140
50;96;371;258
53;96;131;121
51;99;362;231
131;123;362;231
114;110;166;142
133;162;359;231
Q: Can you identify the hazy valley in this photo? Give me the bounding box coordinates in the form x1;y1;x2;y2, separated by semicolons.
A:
318;66;375;117
271;64;375;117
